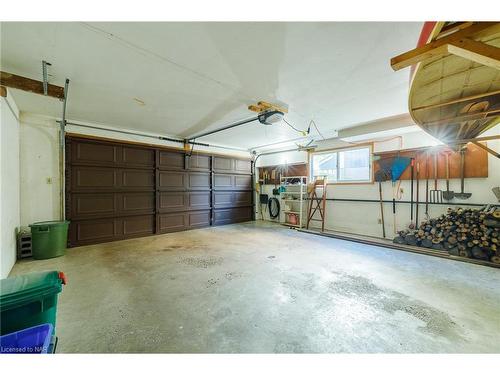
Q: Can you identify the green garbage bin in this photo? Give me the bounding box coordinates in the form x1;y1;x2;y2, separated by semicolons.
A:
30;221;70;260
0;271;66;335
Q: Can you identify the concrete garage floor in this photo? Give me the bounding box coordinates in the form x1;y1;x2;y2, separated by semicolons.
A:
11;221;500;353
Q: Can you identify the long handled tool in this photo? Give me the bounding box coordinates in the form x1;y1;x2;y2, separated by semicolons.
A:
425;152;430;220
429;152;443;203
415;161;420;227
443;152;454;201
455;148;472;200
374;157;393;238
410;158;415;225
379;182;385;237
391;156;411;234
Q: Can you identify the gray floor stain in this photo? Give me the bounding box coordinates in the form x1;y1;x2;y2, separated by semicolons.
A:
206;278;219;287
179;256;223;268
328;272;463;340
159;245;183;251
224;272;243;280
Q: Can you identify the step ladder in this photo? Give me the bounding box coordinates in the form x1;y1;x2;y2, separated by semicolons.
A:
306;178;327;231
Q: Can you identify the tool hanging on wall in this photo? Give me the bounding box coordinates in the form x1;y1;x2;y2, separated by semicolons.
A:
410;158;415;226
415;161;420;227
425;152;430;220
443;152;455;201
455;148;472;200
429;152;443;203
493;187;500;202
391;156;411;234
374;157;393;238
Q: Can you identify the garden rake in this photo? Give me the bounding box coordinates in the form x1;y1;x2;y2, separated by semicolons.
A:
429;151;443;203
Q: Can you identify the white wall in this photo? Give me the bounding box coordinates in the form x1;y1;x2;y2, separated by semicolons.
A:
1;91;20;278
19;112;252;227
19;113;61;226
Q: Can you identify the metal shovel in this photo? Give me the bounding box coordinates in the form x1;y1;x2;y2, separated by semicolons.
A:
429;152;443;203
442;152;454;201
455;148;472;200
493;187;500;202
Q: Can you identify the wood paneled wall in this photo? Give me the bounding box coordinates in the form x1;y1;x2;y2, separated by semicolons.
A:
65;136;253;247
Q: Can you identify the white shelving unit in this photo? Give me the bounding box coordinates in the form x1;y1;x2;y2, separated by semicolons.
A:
279;176;308;228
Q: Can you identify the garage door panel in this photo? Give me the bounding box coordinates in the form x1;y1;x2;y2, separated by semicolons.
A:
189;192;211;210
234;159;252;174
187;154;211;171
187;172;211;190
70;218;118;244
188;210;211;228
71;193;117;218
234;175;252;190
213;174;233;189
71;193;154;220
73;166;118;191
122;170;155;189
159;191;211;212
121;146;155;168
158;212;187;233
72;141;118;166
121;193;155;213
213;191;252;208
158;171;187;190
123;215;155;236
159;192;187;212
213;207;252;225
213;174;251;190
69;215;154;246
213;156;233;172
213;156;251;174
159;150;185;170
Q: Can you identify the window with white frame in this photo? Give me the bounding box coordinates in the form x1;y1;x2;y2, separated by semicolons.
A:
310;146;372;183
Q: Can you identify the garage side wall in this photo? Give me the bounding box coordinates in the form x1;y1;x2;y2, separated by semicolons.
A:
256;127;500;238
1;91;20;277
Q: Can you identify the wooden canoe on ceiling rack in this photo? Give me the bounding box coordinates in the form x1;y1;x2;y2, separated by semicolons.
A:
391;22;500;148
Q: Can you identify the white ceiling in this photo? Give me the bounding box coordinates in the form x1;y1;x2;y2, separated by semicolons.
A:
1;22;422;149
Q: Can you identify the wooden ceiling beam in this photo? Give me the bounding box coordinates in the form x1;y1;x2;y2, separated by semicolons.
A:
423;108;500;127
448;38;500;70
413;90;500;112
390;22;500;71
0;71;65;100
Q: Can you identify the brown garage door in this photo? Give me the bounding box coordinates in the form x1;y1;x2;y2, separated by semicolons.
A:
65;136;253;247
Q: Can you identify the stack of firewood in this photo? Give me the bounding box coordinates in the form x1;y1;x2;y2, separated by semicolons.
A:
393;206;500;264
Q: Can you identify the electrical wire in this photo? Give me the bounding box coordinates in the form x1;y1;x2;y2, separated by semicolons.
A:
309;120;325;140
283;118;307;134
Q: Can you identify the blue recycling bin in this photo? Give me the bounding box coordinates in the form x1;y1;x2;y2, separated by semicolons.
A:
0;323;53;354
